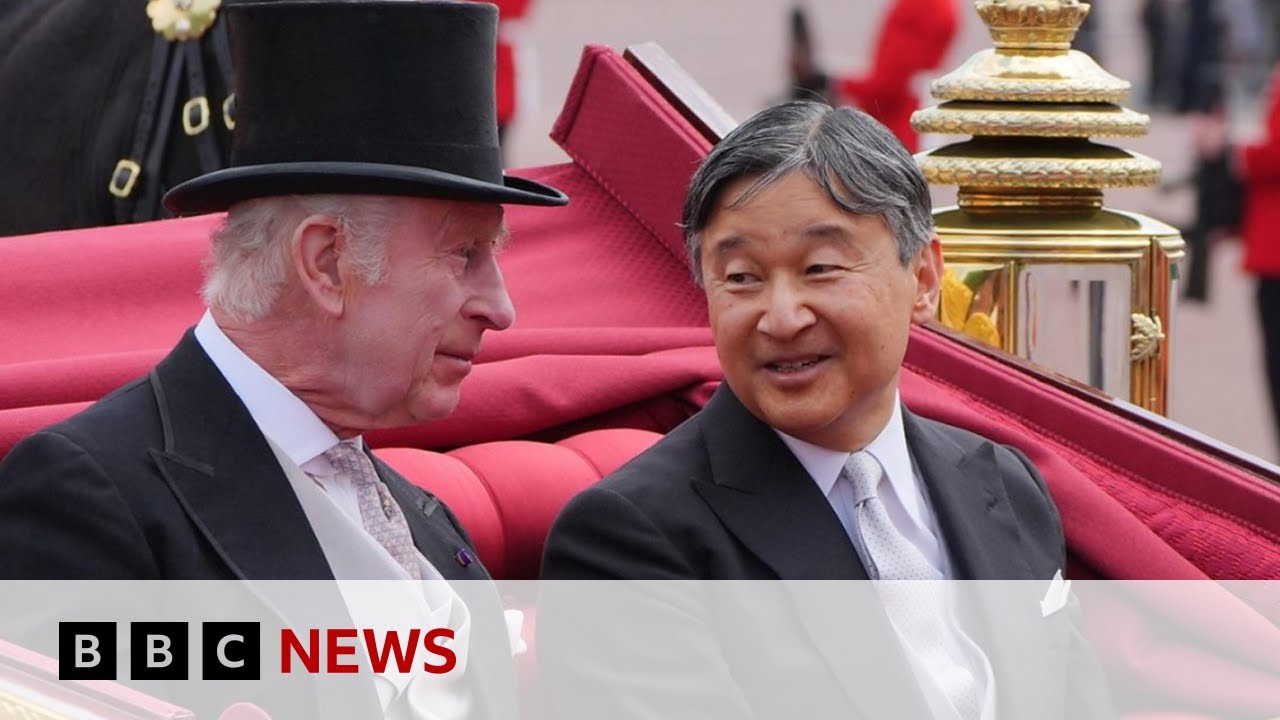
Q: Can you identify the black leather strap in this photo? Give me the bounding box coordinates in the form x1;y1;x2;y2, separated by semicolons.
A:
112;36;173;224
112;20;233;224
211;21;235;132
183;41;223;175
211;19;233;101
133;46;187;223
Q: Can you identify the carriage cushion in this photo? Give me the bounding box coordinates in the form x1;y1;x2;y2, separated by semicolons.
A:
374;428;663;580
904;327;1280;581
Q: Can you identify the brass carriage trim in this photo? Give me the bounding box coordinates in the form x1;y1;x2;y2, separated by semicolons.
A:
913;0;1185;413
930;76;1130;104
1130;313;1165;362
911;105;1150;138
917;156;1162;189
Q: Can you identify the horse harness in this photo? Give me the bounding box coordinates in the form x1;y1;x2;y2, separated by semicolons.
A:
108;0;233;224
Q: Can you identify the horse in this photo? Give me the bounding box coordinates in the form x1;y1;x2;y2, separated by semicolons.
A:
0;0;234;236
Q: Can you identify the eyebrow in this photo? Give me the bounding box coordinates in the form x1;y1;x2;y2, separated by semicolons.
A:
711;235;748;256
800;223;854;243
710;223;853;256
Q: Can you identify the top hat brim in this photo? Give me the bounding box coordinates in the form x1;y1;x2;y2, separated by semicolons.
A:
162;161;569;215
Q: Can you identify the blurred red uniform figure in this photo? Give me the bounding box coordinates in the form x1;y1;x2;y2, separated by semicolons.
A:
469;0;532;143
836;0;958;152
1239;67;1280;452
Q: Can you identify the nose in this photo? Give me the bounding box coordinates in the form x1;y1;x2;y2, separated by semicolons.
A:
468;255;516;331
756;279;815;339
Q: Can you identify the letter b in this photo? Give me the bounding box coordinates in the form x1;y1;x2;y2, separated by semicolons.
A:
130;622;188;680
58;622;117;680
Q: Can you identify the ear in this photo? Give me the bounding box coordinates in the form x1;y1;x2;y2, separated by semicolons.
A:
291;214;347;317
910;235;944;324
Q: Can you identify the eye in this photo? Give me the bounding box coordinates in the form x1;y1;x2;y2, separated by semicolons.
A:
806;264;841;275
451;241;489;268
725;272;759;285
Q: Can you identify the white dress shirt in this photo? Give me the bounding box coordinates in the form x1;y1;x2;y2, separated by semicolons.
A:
775;395;996;720
194;311;473;719
777;397;948;576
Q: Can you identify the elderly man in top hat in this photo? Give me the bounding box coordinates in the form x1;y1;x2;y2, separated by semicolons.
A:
0;0;564;716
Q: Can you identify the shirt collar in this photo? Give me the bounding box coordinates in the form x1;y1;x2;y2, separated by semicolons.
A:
775;394;930;530
194;310;343;467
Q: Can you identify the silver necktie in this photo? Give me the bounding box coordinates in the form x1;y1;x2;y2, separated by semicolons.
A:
323;443;423;580
843;451;981;720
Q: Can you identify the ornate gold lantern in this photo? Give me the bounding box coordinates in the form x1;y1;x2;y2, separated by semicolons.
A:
913;0;1184;413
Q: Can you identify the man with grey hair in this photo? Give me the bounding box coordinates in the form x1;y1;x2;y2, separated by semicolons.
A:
0;3;563;715
541;101;1107;720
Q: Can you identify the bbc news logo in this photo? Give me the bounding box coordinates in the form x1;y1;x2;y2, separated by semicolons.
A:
58;622;457;681
58;621;260;681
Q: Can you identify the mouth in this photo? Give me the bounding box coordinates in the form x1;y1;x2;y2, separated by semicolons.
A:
436;349;478;376
763;355;828;374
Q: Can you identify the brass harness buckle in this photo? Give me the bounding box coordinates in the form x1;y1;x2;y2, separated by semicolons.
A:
108;159;142;198
182;95;211;136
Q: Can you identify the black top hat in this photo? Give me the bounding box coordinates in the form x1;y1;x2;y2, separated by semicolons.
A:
164;0;567;213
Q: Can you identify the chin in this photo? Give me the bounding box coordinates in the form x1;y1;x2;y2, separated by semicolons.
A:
756;404;840;440
408;391;463;424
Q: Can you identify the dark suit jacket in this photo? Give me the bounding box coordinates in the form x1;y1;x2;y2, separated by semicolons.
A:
540;384;1111;720
0;331;515;719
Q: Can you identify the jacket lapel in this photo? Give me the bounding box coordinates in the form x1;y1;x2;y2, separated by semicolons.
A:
147;331;333;580
373;453;518;720
372;454;492;582
903;408;1033;580
905;408;1068;719
692;385;866;580
692;387;932;718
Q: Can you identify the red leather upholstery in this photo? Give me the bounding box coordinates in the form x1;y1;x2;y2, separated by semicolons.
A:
904;328;1280;581
375;429;661;580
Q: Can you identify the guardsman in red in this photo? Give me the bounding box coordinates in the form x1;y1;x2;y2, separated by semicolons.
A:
1239;67;1280;453
836;0;959;152
471;0;533;151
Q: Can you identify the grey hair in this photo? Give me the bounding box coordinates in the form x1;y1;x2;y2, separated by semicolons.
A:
203;194;397;322
681;101;933;285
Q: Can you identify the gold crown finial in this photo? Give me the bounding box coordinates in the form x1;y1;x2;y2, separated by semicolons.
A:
976;0;1090;52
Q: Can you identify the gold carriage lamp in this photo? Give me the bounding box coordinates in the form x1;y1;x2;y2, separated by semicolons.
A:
912;0;1184;413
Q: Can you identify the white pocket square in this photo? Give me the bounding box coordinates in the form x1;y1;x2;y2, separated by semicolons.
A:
504;608;528;657
1040;569;1071;618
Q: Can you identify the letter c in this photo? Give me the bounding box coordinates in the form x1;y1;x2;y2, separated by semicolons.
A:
217;634;245;668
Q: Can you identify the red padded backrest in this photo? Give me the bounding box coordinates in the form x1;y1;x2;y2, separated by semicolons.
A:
0;215;216;367
374;428;663;579
903;327;1280;580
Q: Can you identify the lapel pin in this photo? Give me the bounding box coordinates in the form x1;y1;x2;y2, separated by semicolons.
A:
454;547;474;568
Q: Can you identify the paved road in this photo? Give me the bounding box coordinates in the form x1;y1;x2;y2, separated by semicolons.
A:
503;0;1279;463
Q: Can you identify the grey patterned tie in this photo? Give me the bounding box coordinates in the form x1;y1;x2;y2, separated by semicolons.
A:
843;451;981;720
323;442;423;580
